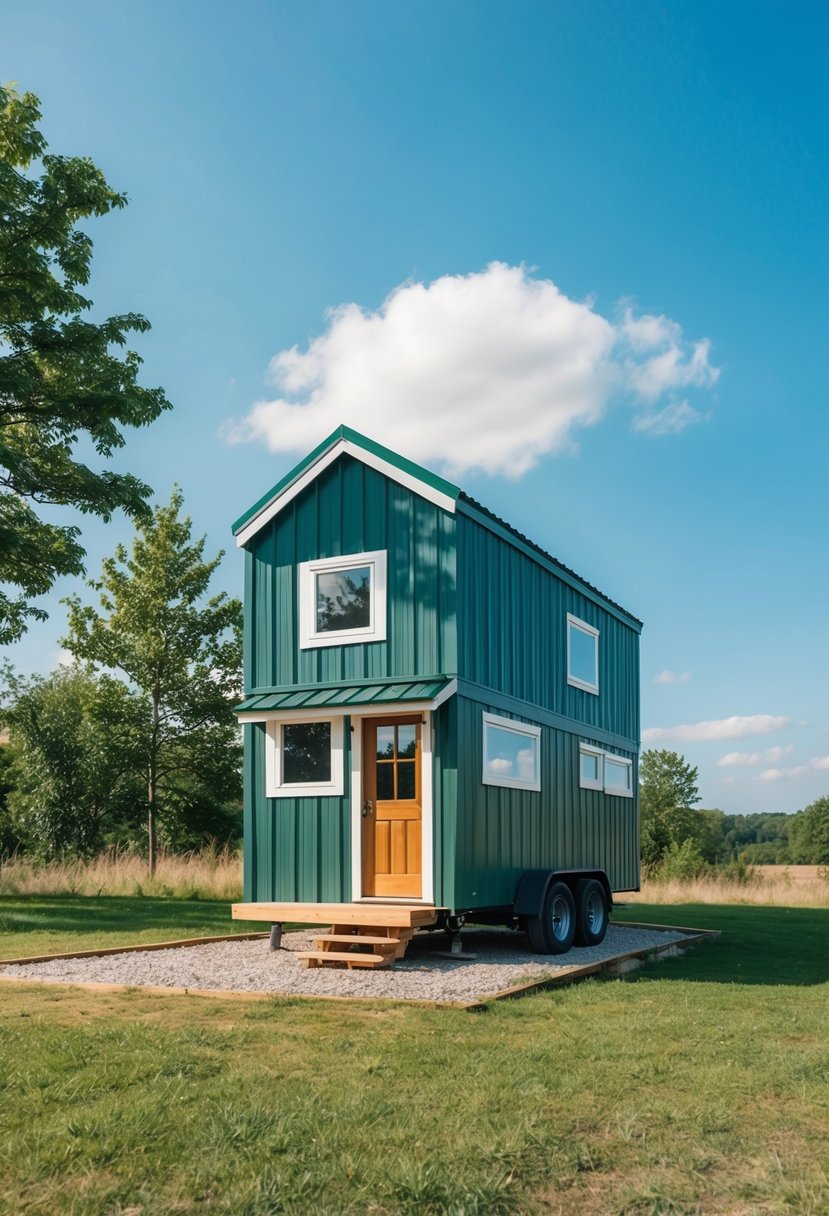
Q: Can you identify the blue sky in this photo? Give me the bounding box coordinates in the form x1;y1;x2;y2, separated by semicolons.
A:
3;1;827;815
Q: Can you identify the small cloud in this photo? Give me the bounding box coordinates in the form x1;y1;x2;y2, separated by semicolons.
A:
224;263;719;479
643;714;791;744
718;745;795;768
723;776;737;785
758;755;829;782
55;648;75;668
653;669;691;685
632;401;708;436
486;757;513;775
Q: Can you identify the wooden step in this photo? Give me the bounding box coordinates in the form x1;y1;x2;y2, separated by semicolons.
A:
297;950;390;970
314;934;402;947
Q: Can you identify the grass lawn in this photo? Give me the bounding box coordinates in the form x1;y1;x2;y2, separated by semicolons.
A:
1;900;827;1215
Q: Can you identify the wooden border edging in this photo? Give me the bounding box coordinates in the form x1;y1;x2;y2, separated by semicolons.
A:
0;930;269;967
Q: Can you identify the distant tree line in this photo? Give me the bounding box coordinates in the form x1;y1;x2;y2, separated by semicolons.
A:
640;749;829;877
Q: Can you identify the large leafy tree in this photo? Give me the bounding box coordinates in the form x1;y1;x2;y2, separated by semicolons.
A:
1;662;145;857
64;491;242;874
639;748;701;867
0;84;171;643
788;796;829;866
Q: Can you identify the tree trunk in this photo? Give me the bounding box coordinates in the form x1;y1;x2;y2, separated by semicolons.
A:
148;683;160;878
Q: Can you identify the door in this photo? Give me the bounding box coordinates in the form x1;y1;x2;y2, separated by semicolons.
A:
361;716;422;898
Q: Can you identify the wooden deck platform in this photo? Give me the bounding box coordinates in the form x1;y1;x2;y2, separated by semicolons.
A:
231;902;440;929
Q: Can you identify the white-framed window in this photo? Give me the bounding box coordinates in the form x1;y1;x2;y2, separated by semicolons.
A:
579;743;604;791
299;550;387;649
482;712;542;792
265;717;344;798
604;754;633;797
567;613;599;695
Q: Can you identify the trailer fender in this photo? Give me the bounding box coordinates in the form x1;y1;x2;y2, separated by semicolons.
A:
514;869;613;920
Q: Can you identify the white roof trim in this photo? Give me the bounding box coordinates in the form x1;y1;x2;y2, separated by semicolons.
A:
236;438;456;548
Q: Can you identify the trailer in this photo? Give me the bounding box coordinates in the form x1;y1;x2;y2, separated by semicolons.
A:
232;426;641;967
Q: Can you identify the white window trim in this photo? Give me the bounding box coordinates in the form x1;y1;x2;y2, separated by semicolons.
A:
482;711;542;792
265;717;344;798
579;743;604;791
604;753;634;797
299;550;387;649
567;612;600;695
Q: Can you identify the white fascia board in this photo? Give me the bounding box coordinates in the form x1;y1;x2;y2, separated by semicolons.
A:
236;438;456;548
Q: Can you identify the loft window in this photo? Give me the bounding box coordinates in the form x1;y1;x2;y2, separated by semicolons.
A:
567;613;599;694
604;754;633;797
265;718;344;797
299;550;387;649
482;712;541;792
579;743;604;791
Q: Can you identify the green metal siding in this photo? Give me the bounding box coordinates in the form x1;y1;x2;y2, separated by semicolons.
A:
244;454;457;693
456;511;640;745
243;722;352;903
451;694;639;911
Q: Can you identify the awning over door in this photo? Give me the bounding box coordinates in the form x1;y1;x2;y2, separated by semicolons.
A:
236;677;453;717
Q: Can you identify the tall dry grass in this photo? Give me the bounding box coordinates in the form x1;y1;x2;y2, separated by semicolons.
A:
0;846;243;901
624;865;829;908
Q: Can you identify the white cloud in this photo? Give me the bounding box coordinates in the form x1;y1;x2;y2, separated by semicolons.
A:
653;669;691;685
486;757;513;776
224;263;719;478
761;755;829;782
55;648;75;668
642;714;791;744
718;745;795;768
632;401;707;436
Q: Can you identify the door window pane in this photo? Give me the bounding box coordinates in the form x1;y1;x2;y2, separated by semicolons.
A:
315;566;371;633
376;725;395;759
376;764;394;800
397;724;417;758
282;722;331;784
397;761;416;800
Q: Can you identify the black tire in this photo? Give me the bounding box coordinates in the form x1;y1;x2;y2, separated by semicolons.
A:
574;878;609;947
526;880;577;954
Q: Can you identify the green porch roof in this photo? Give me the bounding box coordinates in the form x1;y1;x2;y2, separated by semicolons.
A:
236;677;451;715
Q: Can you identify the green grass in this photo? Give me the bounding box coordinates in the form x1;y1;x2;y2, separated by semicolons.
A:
1;902;828;1215
0;894;259;960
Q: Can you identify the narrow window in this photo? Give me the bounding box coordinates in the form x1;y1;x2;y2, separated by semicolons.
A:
482;712;541;792
299;551;387;649
265;718;344;797
579;743;604;791
604;754;633;797
567;613;599;694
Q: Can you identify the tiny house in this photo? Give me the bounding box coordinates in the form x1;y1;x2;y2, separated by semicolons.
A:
232;426;641;963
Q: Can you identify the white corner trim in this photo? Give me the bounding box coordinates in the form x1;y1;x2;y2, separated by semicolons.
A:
236;438;456;548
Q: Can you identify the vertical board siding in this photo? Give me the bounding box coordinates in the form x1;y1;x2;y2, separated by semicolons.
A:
244;454;457;692
243;721;353;903
452;696;639;910
456;513;640;744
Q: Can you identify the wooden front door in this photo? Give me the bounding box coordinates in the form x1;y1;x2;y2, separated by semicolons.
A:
361;716;422;898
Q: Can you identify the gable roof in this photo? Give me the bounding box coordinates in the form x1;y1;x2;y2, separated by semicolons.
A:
233;425;642;630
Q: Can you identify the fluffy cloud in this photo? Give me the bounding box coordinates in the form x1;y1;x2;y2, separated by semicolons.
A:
642;714;791;744
632;402;707;436
718;745;795;767
225;263;719;478
760;756;829;782
653;669;691;685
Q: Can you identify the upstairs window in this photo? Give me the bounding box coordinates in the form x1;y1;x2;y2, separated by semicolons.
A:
299;550;387;649
482;712;541;792
567;613;599;694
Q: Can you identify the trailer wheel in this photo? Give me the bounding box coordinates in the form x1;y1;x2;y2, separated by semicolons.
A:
527;881;576;954
574;878;608;947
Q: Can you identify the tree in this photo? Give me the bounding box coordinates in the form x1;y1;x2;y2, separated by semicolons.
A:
1;662;145;857
0;84;171;643
64;491;242;874
639;749;700;867
788;796;829;866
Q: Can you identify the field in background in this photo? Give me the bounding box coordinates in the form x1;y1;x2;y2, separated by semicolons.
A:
1;902;827;1215
2;851;827;907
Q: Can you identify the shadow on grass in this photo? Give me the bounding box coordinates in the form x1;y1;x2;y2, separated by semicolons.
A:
613;903;829;987
0;894;238;939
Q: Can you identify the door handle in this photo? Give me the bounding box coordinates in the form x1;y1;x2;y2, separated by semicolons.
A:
362;800;374;817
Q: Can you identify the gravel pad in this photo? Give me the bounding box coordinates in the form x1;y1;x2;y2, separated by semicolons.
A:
1;923;694;1003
